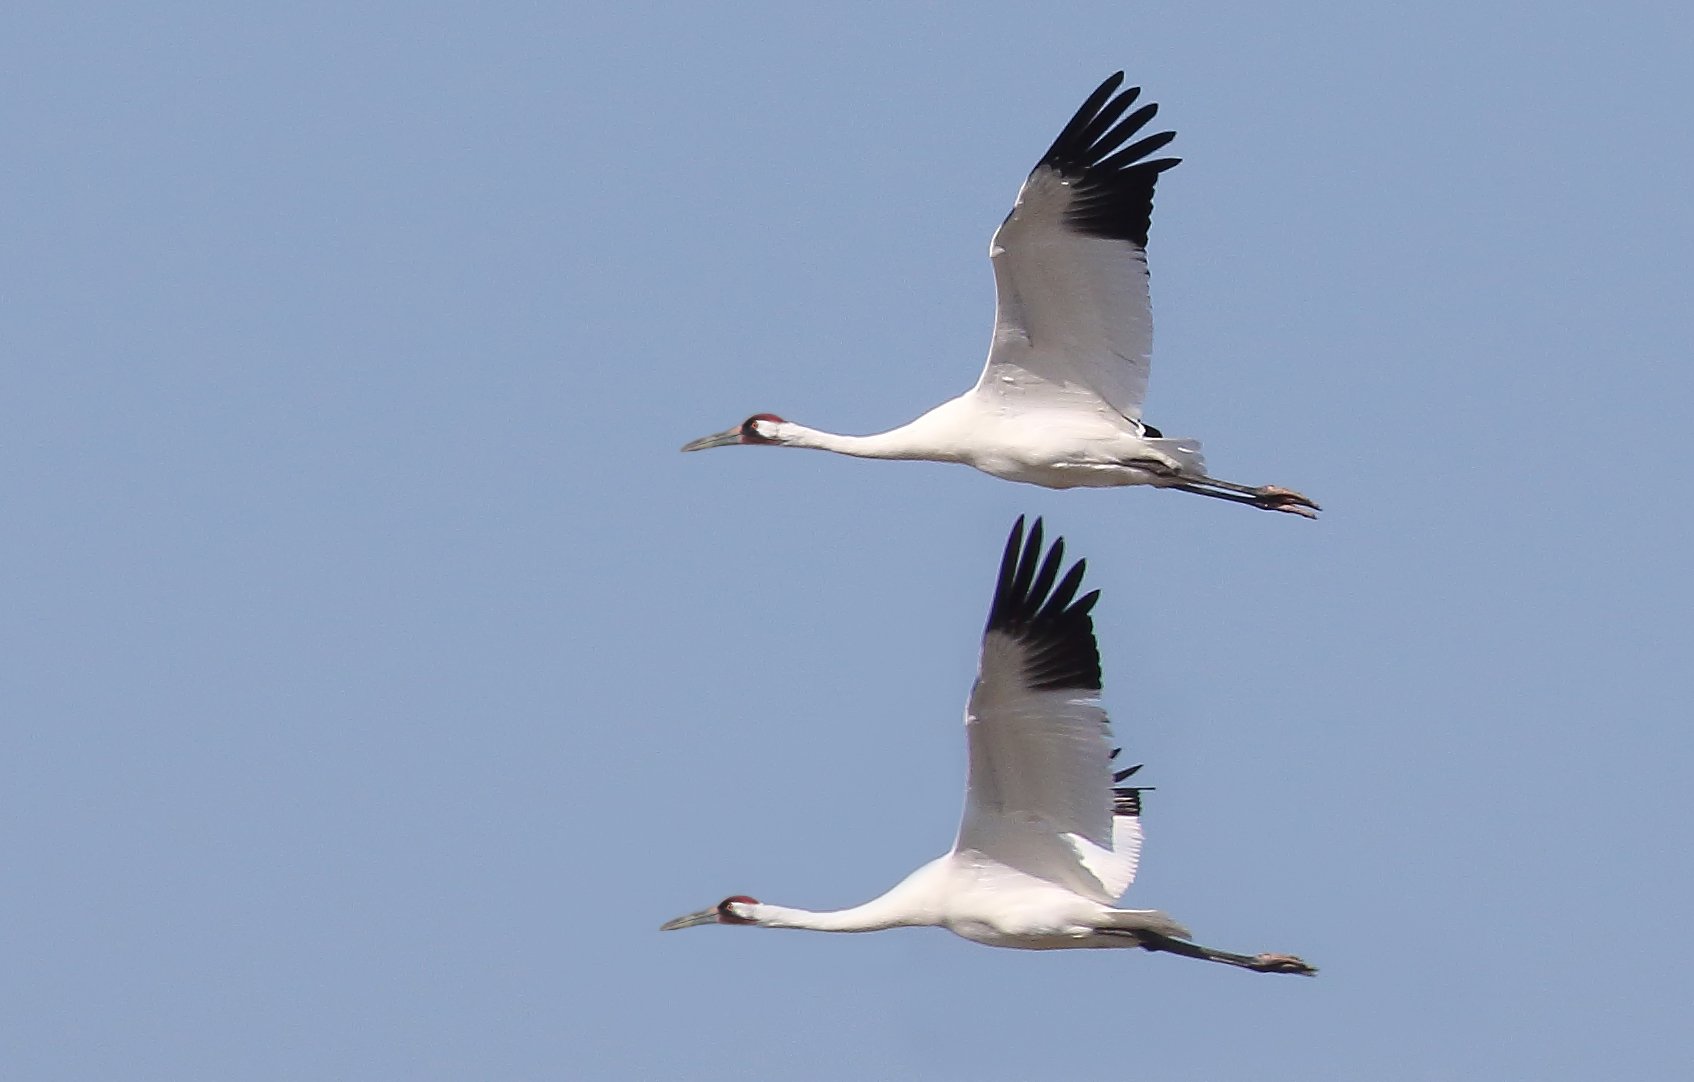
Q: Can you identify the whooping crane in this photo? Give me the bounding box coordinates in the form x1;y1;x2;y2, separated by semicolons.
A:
660;517;1317;973
681;74;1319;518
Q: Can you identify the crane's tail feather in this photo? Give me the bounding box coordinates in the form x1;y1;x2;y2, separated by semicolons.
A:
1144;438;1204;479
1102;908;1192;940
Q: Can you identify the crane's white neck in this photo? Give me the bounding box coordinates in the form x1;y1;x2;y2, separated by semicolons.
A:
746;899;915;933
773;418;959;463
742;862;943;933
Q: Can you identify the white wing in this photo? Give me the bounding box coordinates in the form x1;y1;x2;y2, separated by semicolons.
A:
952;517;1145;905
975;73;1179;423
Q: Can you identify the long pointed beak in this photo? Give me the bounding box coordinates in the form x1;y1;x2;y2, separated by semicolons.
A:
680;427;741;453
659;906;719;931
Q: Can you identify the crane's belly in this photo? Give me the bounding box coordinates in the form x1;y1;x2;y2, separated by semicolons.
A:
972;457;1175;490
960;422;1184;489
948;921;1132;951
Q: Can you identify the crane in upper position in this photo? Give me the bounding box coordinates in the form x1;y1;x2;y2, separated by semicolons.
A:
681;73;1318;518
661;517;1316;973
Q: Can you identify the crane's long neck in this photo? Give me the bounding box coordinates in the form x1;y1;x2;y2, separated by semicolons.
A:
747;899;912;933
777;414;958;463
748;873;936;933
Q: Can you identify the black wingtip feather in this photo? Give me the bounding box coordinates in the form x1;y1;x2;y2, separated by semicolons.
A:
985;517;1101;693
1036;73;1180;248
1112;784;1146;818
1112;761;1150;817
1048;73;1125;157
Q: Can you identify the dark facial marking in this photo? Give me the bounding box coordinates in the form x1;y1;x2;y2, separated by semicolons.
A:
718;895;759;925
740;414;784;444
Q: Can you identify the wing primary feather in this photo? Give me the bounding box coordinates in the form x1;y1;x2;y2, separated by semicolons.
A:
1038;561;1088;623
1026;538;1066;613
1070;90;1142;158
1096;130;1179;172
990;515;1027;629
1039;72;1127;163
1007;519;1043;616
1086;102;1160;160
1031;75;1181;248
1074;587;1102;618
983;517;1102;693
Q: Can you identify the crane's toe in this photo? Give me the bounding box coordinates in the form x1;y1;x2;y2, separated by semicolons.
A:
1251;952;1318;975
1253;486;1320;518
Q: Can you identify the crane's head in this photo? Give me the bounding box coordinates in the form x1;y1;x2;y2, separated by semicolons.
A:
680;414;789;452
659;895;761;931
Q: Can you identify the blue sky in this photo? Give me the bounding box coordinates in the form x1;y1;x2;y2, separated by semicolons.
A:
6;2;1694;1078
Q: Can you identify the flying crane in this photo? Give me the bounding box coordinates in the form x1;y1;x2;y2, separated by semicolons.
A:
661;517;1317;973
681;74;1319;517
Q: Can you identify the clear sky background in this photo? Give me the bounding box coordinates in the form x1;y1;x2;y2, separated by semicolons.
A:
6;2;1693;1079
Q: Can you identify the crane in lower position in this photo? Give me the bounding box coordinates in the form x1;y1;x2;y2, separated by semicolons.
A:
681;73;1319;518
661;517;1316;974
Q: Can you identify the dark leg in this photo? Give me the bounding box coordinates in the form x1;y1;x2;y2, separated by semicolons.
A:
1138;931;1317;975
1169;479;1321;518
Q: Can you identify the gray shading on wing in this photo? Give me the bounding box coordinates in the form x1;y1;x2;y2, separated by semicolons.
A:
952;517;1146;902
976;73;1181;424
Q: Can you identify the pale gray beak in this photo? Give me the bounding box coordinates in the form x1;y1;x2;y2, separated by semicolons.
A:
659;906;719;931
680;427;741;453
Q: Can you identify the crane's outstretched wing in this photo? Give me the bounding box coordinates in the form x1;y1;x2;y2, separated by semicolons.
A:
952;517;1145;904
974;73;1179;423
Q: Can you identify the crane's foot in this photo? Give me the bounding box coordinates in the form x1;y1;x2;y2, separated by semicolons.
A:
1249;952;1318;975
1253;486;1320;519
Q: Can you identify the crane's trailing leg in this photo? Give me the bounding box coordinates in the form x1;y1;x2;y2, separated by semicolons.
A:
1169;479;1321;519
1135;930;1318;975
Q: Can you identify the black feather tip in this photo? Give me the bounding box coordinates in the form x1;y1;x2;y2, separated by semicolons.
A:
985;516;1102;693
1111;761;1150;818
1036;71;1180;248
1111;785;1145;818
